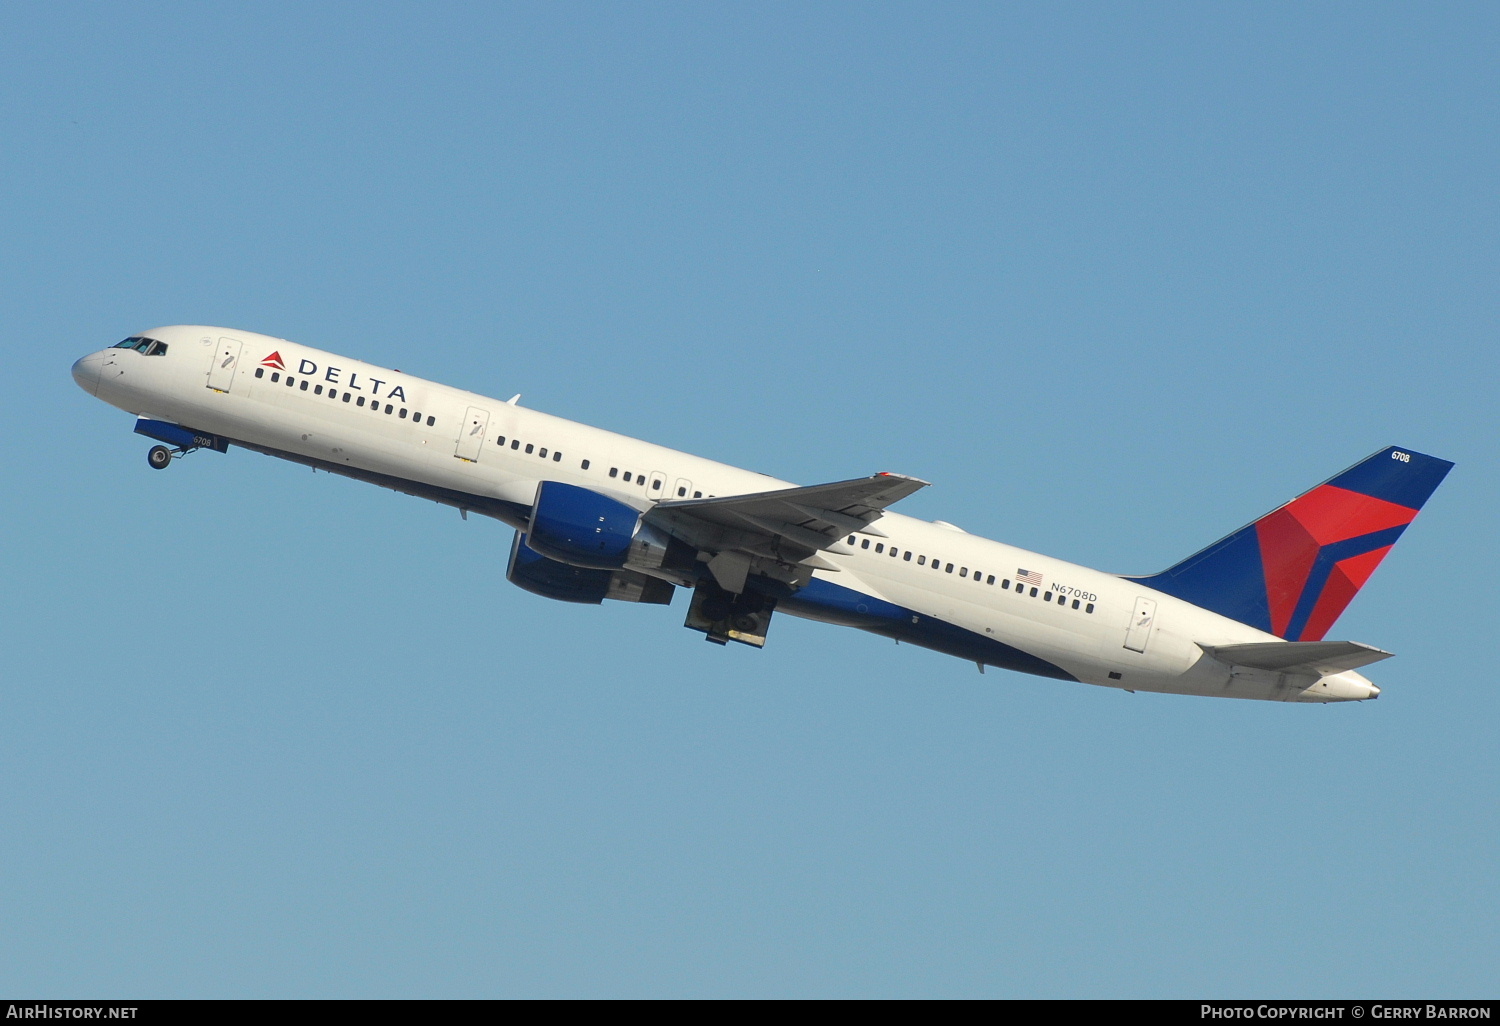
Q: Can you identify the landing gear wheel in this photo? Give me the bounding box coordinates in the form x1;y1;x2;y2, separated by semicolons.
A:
147;445;173;470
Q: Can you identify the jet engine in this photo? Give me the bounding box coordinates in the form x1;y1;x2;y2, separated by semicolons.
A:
507;532;673;605
527;481;695;573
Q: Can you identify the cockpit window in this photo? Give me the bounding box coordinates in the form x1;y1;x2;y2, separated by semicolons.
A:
112;336;166;355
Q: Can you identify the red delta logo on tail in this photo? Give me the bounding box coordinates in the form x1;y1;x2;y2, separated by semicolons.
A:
260;351;286;371
1134;446;1453;640
1257;482;1419;641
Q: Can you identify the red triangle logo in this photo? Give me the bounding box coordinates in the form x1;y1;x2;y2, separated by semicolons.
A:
260;351;286;370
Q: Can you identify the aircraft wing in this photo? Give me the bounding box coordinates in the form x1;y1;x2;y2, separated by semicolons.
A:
1200;640;1393;676
644;472;929;590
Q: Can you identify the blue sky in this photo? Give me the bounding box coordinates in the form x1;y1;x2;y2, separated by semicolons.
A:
2;2;1496;997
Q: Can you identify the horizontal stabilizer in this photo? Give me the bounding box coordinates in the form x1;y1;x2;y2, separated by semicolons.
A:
1199;640;1393;675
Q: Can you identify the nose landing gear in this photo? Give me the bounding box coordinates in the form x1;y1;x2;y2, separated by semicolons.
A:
135;418;229;469
147;445;175;469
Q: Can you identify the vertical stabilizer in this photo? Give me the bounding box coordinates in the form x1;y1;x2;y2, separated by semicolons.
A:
1133;446;1452;639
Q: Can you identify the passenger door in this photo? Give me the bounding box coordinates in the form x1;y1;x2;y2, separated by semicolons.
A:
1124;596;1157;653
208;338;243;393
454;406;490;462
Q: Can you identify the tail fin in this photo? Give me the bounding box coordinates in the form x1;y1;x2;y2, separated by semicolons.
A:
1133;446;1453;640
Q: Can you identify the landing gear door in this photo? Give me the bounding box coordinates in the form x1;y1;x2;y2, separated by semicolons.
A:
1124;596;1157;653
455;406;490;462
208;338;243;393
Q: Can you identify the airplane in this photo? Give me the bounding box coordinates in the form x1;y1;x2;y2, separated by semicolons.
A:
71;326;1453;703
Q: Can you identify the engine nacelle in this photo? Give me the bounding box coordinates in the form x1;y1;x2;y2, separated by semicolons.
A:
507;532;673;605
527;481;693;572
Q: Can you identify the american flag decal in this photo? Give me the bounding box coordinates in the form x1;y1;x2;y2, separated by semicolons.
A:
1016;569;1044;587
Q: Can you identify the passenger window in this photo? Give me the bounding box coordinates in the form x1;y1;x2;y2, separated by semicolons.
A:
848;536;856;545
1072;599;1080;609
1044;592;1052;601
255;367;264;379
553;452;562;462
399;408;407;418
1086;603;1095;614
917;556;926;565
1002;580;1010;589
357;396;365;406
1030;587;1038;597
300;381;309;391
315;384;323;395
525;444;534;454
875;543;884;554
677;486;686;497
945;563;954;573
959;567;967;577
496;435;506;445
286;376;295;387
610;468;618;478
384;404;392;414
986;575;995;585
271;372;280;383
623;472;632;482
861;539;870;549
903;552;912;561
342;392;351;402
694;491;702;498
511;440;519;450
651;479;662;490
582;459;591;470
427;416;435;426
538;447;547;458
890;548;898;557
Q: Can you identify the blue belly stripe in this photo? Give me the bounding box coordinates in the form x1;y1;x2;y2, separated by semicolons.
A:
780;577;1076;681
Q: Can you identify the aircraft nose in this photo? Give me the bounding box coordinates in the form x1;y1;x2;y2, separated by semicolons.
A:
71;351;103;396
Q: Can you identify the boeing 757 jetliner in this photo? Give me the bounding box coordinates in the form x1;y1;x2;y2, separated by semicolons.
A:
72;327;1452;702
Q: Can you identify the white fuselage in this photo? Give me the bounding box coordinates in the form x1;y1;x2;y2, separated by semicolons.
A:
71;326;1380;703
